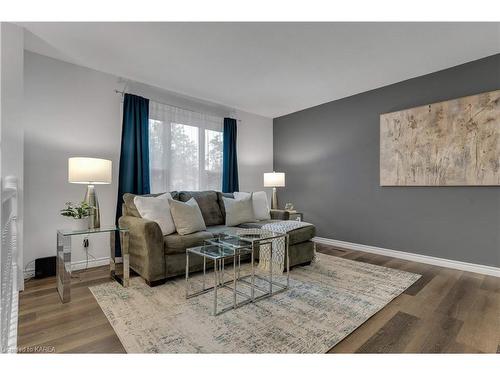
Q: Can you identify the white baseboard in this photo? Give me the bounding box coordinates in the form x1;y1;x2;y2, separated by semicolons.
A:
313;237;500;278
24;256;110;279
71;256;110;271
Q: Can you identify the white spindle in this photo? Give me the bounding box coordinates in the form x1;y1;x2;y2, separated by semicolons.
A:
1;176;18;353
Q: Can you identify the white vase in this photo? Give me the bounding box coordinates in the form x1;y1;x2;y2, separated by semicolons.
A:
70;217;89;231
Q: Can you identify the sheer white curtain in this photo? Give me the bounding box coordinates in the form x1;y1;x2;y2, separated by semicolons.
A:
149;101;223;193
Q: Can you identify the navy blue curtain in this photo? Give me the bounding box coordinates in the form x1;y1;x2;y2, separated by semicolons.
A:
222;118;239;193
115;93;150;255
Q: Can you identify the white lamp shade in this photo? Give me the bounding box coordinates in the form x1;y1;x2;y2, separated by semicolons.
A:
264;172;285;187
68;157;112;184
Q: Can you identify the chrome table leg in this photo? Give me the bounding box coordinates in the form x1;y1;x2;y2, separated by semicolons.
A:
286;234;290;288
221;258;225;286
233;253;237;308
251;243;255;301
57;232;71;303
269;242;273;295
185;252;189;298
237;253;241;279
121;231;130;287
213;258;218;315
203;256;206;290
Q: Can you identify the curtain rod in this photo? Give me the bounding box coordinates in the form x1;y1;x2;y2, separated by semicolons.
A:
114;89;241;122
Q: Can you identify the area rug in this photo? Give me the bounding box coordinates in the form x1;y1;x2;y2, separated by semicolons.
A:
89;253;420;353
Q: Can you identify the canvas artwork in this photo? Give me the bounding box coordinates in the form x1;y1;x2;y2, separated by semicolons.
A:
380;90;500;186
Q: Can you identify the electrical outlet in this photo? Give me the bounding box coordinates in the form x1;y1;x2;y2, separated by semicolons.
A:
83;237;89;248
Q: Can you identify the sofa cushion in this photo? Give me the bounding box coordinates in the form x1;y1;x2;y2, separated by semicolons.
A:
123;191;179;217
204;225;229;234
179;191;224;226
237;220;316;245
163;231;214;255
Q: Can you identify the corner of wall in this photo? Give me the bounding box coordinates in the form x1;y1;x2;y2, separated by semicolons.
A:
1;22;24;290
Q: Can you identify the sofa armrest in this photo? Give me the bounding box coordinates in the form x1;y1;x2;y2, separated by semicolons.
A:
118;215;165;283
270;209;290;221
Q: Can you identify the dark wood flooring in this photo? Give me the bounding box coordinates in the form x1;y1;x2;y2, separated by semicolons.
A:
17;243;500;353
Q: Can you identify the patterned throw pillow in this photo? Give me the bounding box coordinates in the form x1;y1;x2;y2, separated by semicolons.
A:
169;198;207;235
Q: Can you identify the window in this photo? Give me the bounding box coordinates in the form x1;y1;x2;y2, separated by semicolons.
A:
148;102;223;193
204;129;223;190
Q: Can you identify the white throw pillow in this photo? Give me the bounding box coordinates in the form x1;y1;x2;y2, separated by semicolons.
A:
168;198;207;235
234;191;271;221
134;193;176;235
233;191;251;200
222;196;255;226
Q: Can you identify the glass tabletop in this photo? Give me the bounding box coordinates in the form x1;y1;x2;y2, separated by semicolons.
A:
214;227;286;243
186;244;248;260
57;225;129;236
205;235;252;250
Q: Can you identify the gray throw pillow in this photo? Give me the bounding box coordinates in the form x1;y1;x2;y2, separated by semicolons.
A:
169;198;207;235
222;196;255;226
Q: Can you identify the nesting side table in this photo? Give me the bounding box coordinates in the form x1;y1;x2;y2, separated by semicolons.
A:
56;225;129;303
185;229;290;316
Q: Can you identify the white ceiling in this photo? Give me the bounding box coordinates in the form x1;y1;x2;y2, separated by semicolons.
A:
21;22;500;118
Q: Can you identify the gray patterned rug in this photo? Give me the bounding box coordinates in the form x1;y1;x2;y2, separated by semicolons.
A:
90;253;420;353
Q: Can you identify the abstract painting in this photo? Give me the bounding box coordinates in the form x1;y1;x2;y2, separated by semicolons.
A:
380;90;500;186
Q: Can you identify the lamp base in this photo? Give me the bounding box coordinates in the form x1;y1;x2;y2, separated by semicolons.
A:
271;187;279;209
84;185;100;229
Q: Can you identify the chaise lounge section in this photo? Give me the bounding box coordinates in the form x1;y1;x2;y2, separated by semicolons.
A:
119;190;316;286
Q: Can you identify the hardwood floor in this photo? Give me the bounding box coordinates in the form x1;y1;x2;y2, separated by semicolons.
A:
17;243;500;353
319;244;500;353
17;266;126;353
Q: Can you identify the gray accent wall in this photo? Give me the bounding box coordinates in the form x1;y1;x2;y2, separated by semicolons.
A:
274;54;500;267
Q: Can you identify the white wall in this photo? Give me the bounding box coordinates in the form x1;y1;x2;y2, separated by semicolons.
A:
1;23;24;289
23;51;273;272
24;51;122;272
235;110;273;199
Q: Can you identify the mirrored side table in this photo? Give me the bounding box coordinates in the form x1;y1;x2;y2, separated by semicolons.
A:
56;225;129;303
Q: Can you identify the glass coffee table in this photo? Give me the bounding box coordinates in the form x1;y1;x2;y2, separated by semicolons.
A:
185;228;289;315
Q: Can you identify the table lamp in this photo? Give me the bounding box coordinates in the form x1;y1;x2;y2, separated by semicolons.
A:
68;157;112;229
264;172;285;209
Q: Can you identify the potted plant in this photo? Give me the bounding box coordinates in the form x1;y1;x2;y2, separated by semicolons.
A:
60;201;92;230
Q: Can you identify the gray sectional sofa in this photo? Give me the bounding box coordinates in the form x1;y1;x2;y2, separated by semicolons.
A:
119;190;316;286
